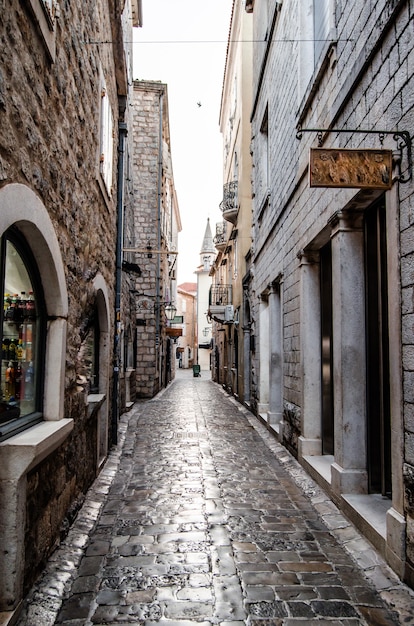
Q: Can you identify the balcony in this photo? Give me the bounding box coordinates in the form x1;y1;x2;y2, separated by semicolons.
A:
213;221;227;251
220;181;238;224
208;284;234;324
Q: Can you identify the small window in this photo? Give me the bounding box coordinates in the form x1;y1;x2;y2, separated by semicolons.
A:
26;0;58;61
100;78;114;195
0;230;45;441
83;313;100;394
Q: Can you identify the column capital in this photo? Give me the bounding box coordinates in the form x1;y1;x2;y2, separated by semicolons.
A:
329;209;364;236
297;249;319;265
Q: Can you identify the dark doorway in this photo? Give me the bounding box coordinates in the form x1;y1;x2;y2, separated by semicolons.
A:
320;241;334;455
365;198;391;497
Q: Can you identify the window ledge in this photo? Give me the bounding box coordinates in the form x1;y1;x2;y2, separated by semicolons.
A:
87;394;106;419
0;418;73;480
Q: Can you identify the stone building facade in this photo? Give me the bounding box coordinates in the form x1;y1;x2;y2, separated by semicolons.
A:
176;284;197;370
0;0;141;617
247;0;414;587
210;0;253;398
131;80;181;398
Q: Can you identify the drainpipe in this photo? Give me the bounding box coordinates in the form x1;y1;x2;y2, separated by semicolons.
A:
156;90;163;387
112;118;128;445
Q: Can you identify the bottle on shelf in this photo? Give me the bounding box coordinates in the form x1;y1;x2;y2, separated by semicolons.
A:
8;338;16;361
5;294;15;321
15;362;22;400
17;292;26;322
5;361;15;399
2;337;10;360
16;339;25;361
26;291;36;320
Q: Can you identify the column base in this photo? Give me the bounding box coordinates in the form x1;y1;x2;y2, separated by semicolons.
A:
331;462;368;495
386;507;406;579
298;436;322;458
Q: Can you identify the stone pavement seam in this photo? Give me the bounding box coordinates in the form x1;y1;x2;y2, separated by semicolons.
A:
217;388;414;624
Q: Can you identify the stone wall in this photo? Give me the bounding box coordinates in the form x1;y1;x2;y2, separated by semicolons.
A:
132;81;174;398
250;0;414;584
0;0;122;603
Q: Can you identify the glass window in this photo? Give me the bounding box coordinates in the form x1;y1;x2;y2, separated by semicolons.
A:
0;231;44;441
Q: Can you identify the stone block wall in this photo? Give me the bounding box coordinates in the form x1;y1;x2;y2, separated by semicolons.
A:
0;0;122;601
250;0;414;584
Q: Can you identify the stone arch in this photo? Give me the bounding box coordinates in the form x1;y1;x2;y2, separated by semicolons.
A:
0;183;68;419
92;272;111;465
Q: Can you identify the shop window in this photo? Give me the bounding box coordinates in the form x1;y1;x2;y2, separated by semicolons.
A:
0;230;45;441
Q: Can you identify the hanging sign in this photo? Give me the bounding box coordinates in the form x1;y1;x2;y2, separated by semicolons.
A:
309;148;393;189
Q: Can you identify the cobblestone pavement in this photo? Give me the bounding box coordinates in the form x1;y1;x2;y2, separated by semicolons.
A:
17;370;414;625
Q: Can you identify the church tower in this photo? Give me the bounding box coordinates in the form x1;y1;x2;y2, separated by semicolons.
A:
196;218;216;371
200;218;216;272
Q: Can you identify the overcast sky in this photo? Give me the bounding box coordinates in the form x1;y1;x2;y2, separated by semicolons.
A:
133;0;233;285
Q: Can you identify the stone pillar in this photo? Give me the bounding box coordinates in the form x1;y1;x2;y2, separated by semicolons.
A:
298;250;322;458
330;210;368;495
268;282;283;429
243;325;251;404
257;295;269;414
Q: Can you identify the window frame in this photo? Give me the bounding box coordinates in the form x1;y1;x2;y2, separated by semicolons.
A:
99;75;115;197
26;0;58;62
0;228;46;442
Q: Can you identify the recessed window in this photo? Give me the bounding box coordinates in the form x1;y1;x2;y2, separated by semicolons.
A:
82;312;100;394
0;230;45;441
26;0;58;61
99;78;114;195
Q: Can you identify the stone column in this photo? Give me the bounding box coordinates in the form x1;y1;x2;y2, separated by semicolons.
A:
243;325;251;404
297;250;322;458
257;294;269;415
330;210;368;495
268;282;283;430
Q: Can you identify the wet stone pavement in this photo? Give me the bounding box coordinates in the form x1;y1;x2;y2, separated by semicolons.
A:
17;370;414;625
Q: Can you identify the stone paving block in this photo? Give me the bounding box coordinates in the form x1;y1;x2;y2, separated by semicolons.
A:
163;601;214;619
56;593;95;621
310;600;359;618
77;555;104;577
85;540;111;556
70;575;100;594
244;585;276;602
17;375;414;626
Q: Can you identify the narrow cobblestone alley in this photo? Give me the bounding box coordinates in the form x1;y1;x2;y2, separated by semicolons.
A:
17;371;414;625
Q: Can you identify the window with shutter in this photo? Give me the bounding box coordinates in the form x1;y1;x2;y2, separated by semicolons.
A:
99;79;114;195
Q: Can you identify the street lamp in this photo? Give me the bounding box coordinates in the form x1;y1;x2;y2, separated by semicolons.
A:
164;303;177;321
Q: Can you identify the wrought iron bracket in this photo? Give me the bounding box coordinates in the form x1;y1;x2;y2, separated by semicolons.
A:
296;126;412;183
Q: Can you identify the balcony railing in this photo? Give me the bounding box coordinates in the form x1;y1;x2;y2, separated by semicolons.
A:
209;284;233;306
213;221;227;251
219;181;238;224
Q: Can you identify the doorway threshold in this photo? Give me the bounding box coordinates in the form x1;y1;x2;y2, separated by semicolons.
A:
302;454;389;554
